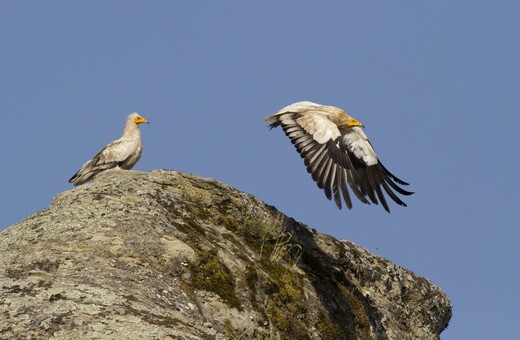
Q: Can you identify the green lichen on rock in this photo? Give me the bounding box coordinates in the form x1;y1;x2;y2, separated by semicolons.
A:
242;251;311;338
223;319;241;338
244;264;259;308
190;248;241;310
263;263;308;338
315;309;342;339
219;211;298;265
263;262;306;314
338;284;371;339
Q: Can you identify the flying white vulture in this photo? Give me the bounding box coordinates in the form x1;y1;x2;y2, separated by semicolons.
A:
262;101;413;212
69;113;149;186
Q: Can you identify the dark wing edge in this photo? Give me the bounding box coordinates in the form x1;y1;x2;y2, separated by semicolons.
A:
350;160;414;212
276;114;368;210
266;113;414;212
68;145;126;185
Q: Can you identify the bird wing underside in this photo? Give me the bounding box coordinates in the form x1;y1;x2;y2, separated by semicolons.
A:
279;113;367;209
278;113;412;212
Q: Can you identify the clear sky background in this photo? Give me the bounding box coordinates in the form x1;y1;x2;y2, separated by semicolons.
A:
1;2;519;339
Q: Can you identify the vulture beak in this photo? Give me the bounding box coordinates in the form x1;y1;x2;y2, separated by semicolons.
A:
135;116;149;125
347;117;364;128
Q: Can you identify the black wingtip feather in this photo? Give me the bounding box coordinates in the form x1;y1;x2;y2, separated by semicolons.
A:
379;161;410;186
271;116;413;212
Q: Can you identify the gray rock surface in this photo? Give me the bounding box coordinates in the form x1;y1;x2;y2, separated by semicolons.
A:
0;169;451;339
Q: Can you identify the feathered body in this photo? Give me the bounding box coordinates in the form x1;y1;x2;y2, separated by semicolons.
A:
262;101;413;212
69;113;148;186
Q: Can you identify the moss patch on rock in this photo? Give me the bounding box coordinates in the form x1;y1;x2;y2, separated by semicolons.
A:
190;249;241;310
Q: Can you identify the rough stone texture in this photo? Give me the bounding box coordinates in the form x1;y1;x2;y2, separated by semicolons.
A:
0;169;451;339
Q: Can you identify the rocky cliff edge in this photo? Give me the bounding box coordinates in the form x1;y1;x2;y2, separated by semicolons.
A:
0;170;451;339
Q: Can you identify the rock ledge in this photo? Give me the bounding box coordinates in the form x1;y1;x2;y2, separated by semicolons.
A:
0;170;451;339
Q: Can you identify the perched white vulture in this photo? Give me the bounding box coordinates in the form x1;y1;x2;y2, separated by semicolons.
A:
69;113;149;186
262;101;413;212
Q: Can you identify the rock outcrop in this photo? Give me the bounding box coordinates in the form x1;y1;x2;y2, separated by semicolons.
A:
0;170;451;339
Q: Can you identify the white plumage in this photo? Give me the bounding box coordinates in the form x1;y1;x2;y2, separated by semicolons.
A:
342;127;378;166
69;113;149;186
262;101;412;212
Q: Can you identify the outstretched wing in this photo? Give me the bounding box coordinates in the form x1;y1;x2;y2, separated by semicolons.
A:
264;109;367;209
342;127;413;212
264;102;413;212
69;138;137;185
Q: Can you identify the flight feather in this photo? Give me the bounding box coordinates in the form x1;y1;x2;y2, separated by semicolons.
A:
262;101;412;212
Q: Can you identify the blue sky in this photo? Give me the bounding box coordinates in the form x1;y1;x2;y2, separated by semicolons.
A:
1;2;519;339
